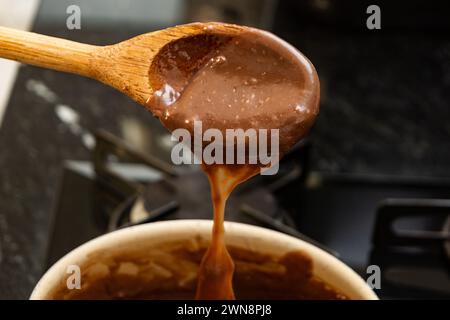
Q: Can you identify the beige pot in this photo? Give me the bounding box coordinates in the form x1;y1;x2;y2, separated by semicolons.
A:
31;220;378;300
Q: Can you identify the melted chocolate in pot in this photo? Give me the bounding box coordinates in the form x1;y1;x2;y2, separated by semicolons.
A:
48;241;347;300
146;24;320;299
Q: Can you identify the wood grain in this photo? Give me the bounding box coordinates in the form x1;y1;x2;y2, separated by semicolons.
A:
0;23;245;107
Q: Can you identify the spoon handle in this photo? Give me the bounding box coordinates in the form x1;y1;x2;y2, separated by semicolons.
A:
0;26;97;78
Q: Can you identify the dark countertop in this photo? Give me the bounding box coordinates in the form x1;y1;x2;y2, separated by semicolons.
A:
299;29;450;177
1;11;450;299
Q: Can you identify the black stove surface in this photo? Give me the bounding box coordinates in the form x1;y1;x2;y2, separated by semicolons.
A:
46;138;450;299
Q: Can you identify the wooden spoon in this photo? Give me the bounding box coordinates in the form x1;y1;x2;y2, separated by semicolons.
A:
0;22;244;107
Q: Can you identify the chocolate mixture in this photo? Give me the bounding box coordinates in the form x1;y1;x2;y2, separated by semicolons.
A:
48;239;347;300
146;24;320;299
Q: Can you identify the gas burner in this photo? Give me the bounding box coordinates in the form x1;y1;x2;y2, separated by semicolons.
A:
108;169;281;230
46;129;450;299
370;198;450;298
90;130;334;254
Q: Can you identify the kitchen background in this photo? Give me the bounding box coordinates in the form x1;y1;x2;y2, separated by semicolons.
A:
0;0;450;299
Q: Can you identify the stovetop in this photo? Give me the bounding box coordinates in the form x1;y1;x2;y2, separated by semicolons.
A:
44;131;450;300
